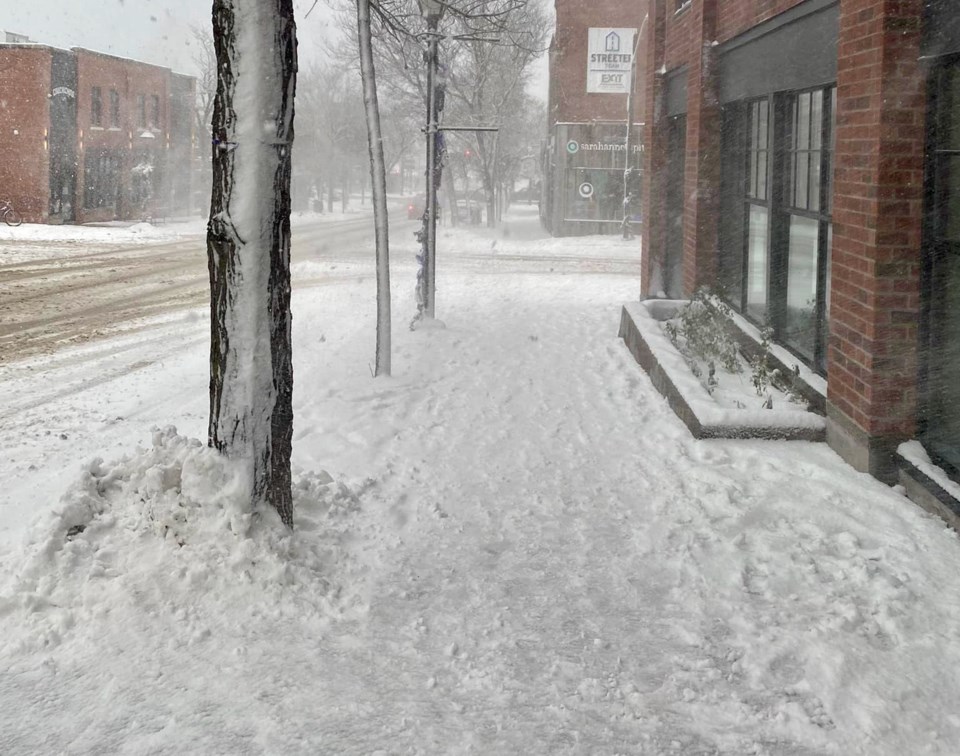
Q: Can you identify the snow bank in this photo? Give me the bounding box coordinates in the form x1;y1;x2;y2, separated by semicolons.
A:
1;427;366;658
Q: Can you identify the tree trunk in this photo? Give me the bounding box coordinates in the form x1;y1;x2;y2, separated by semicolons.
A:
356;0;391;377
208;0;297;528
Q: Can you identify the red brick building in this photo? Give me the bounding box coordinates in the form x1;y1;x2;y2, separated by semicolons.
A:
640;0;960;522
543;0;649;236
0;44;195;224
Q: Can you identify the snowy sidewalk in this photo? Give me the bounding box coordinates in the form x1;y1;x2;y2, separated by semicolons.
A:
2;213;960;754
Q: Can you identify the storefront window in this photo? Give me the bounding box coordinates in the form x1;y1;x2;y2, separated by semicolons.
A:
83;149;121;210
782;88;833;365
558;122;643;228
923;62;960;479
725;87;834;372
744;98;770;322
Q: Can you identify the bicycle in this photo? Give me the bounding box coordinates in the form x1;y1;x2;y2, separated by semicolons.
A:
1;199;22;227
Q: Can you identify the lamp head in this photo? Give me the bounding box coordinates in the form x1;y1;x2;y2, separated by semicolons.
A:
417;0;445;21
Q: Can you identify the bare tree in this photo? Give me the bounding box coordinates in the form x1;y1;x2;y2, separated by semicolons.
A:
298;62;367;211
191;24;217;138
207;0;298;528
356;0;392;377
341;0;549;227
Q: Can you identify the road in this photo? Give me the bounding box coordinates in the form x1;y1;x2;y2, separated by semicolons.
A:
0;215;411;364
0;209;641;365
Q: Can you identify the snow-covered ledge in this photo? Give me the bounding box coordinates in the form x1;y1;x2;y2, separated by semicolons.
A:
897;441;960;531
618;300;826;442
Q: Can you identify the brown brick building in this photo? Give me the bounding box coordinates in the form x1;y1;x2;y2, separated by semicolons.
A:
543;0;649;236
0;44;195;224
640;0;960;522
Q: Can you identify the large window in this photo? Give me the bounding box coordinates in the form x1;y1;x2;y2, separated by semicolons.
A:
745;98;770;322
922;62;960;479
109;89;120;128
559;122;643;227
150;94;160;129
721;86;835;374
90;86;102;127
83;149;121;210
783;88;834;367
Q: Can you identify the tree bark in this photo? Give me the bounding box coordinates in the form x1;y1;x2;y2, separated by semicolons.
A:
356;0;391;377
208;0;297;528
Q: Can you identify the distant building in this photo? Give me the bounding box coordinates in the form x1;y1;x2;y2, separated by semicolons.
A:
0;44;196;224
542;0;648;237
638;0;960;525
3;31;32;44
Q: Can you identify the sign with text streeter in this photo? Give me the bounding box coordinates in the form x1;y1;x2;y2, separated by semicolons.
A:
587;28;637;94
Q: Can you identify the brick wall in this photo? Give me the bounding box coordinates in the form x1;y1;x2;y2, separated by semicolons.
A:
0;47;51;223
75;49;171;223
681;0;720;295
664;2;697;70
550;0;648;125
827;0;926;474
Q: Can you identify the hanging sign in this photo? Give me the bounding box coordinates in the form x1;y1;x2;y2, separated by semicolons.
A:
587;28;637;94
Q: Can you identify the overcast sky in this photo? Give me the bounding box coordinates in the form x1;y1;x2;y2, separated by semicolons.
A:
2;0;549;97
2;0;338;74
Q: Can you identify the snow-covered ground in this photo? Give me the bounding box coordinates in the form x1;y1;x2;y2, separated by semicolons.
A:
2;207;960;754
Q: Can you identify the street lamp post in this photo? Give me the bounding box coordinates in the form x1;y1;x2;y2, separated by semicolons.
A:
418;0;444;321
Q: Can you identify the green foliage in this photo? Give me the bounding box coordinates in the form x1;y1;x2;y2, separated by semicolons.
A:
749;326;778;398
664;289;809;411
664;288;741;375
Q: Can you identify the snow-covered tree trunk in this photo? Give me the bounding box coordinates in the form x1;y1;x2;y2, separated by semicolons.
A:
208;0;297;528
356;0;391;377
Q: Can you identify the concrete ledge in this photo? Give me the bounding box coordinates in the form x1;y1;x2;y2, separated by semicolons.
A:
618;300;826;442
897;443;960;532
825;402;901;484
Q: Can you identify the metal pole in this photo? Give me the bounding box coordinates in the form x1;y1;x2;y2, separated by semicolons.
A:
424;19;439;319
622;18;647;241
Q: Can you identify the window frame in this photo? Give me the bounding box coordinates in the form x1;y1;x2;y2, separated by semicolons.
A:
723;85;836;375
90;86;102;127
741;96;774;324
776;86;835;369
150;94;160;130
920;56;960;482
109;89;120;128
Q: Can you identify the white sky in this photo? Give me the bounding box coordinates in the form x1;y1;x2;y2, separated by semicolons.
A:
2;0;348;75
1;0;549;98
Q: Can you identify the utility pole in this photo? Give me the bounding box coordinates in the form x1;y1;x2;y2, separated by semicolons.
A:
413;1;498;326
414;0;444;324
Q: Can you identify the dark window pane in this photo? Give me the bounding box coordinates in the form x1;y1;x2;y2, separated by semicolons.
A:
943;67;960;152
925;250;960;473
820;223;833;372
91;86;102;126
944;156;960;242
109;90;120;127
